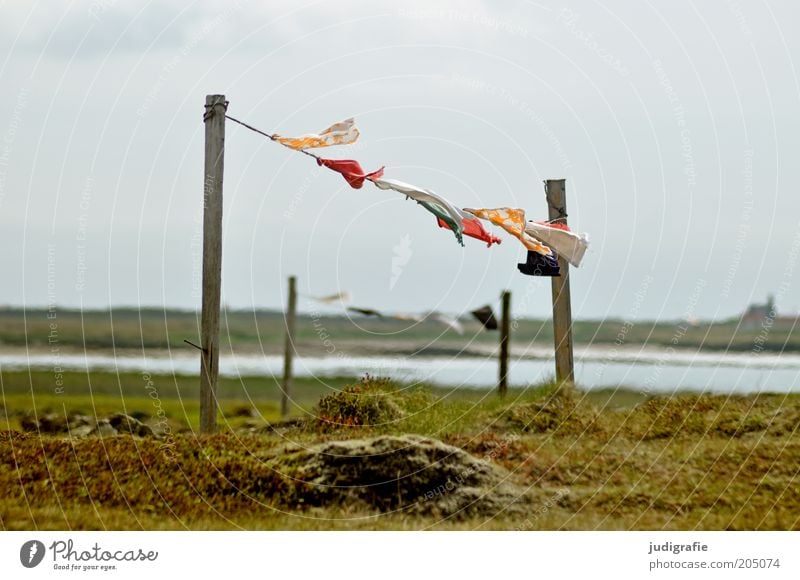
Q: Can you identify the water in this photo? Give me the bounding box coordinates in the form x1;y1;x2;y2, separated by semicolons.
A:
2;346;799;394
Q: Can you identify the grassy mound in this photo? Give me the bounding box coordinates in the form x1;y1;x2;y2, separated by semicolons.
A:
271;434;527;517
500;389;605;435
623;394;800;440
499;391;800;441
315;376;405;428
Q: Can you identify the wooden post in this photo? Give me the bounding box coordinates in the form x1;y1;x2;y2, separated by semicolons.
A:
498;290;511;396
545;179;575;388
199;94;226;433
281;275;298;418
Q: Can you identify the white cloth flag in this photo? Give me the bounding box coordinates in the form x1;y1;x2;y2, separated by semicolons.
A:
524;221;590;267
371;177;464;240
429;312;464;334
393;313;425;322
308;292;352;304
273;118;359;150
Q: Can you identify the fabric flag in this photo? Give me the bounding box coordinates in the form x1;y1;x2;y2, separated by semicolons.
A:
437;208;502;247
464;207;551;255
372;177;464;246
393;313;425;322
317;158;384;189
309;291;351;304
539;221;569;231
417;200;464;246
348;307;383;317
273;118;359;150
429;312;464;334
517;251;560;276
470;305;498;330
525;221;589;267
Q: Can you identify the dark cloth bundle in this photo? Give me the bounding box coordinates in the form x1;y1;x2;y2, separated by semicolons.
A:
470;305;498;330
517;251;560;276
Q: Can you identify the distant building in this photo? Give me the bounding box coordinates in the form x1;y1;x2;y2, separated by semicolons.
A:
740;295;800;329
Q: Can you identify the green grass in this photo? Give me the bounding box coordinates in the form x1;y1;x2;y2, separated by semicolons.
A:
2;306;797;353
0;370;354;431
1;371;799;530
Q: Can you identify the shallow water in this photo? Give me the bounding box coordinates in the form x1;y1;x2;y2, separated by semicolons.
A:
2;346;799;394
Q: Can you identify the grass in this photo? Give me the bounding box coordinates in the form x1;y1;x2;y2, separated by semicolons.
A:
0;370;354;431
2;306;797;353
1;371;799;530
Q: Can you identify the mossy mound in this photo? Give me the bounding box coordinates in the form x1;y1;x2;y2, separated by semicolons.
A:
624;394;799;440
500;391;800;440
271;434;528;518
501;390;605;435
316;377;405;428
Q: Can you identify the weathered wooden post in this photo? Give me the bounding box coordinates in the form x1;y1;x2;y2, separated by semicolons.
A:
545;179;575;388
199;94;226;433
281;275;298;418
498;290;511;396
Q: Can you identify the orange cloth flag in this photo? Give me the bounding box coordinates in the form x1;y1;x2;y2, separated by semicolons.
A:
464;207;552;255
273;118;359;150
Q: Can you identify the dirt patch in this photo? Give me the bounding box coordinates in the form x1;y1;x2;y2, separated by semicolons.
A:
272;434;529;518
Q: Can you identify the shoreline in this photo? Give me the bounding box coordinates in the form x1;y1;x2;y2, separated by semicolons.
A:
2;341;798;370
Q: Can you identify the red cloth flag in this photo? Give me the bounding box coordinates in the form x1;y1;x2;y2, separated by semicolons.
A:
437;214;502;247
535;220;570;231
317;158;384;189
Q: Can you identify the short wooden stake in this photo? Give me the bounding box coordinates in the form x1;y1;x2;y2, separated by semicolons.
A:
498;290;511;396
545;179;575;389
281;275;298;418
199;94;226;434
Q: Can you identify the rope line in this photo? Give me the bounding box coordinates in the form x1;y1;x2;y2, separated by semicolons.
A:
225;114;321;161
222;112;575;236
203;100;229;122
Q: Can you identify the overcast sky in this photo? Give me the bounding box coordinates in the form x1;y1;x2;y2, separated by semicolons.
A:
1;0;798;321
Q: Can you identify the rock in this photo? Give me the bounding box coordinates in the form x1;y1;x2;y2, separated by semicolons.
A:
19;413;99;436
68;424;94;438
107;413;156;437
129;410;150;421
234;419;265;434
230;405;258;418
20;413;70;433
255;417;307;435
41;413;72;433
67;414;92;431
148;417;189;436
272;435;529;518
20;414;40;432
67;413;91;424
91;420;118;438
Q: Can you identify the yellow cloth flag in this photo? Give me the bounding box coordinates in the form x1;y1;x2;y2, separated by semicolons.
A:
464;207;552;255
273;118;359;150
